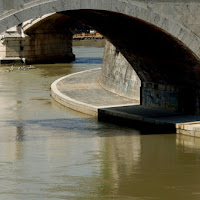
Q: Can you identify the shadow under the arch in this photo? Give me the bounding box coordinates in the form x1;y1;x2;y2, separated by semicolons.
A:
98;105;200;134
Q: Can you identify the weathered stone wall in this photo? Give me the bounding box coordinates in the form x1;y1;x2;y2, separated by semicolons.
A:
141;82;200;114
141;82;179;111
0;42;6;58
100;41;198;114
23;13;75;64
145;1;200;40
0;26;26;63
24;30;75;64
100;41;141;101
4;38;25;57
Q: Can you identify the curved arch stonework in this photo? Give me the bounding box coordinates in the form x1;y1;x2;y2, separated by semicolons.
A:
0;0;200;59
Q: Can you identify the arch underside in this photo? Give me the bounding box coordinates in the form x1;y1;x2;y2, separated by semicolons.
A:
30;10;200;88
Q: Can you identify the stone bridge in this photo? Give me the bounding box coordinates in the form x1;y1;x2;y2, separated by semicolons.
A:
1;0;200;114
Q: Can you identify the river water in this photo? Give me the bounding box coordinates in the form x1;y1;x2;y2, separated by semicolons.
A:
0;40;200;200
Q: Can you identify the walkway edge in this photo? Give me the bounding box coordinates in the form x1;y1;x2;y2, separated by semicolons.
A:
51;69;99;116
51;68;138;117
51;69;200;137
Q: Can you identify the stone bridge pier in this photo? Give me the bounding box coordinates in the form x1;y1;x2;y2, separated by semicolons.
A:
23;14;75;64
140;82;200;114
102;41;200;115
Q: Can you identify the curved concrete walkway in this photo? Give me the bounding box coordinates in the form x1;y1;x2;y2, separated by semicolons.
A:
51;68;139;116
51;68;200;137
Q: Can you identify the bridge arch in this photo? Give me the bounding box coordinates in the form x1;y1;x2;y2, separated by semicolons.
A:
21;9;200;88
1;0;200;113
0;0;200;60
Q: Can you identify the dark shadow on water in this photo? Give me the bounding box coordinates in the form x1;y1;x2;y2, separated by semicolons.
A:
4;117;179;137
6;118;144;137
100;118;177;135
16;126;24;141
72;57;103;64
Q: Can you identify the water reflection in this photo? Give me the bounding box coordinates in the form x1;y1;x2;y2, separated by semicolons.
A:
0;126;24;162
1;120;200;199
100;134;141;195
16;126;24;142
177;134;200;150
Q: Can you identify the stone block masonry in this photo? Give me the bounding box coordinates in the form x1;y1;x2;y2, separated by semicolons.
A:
99;41;200;115
100;41;141;101
24;30;75;64
141;82;200;115
24;14;76;64
141;82;179;112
